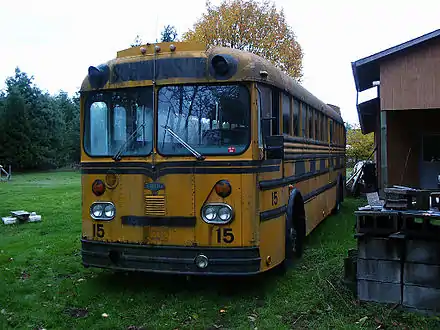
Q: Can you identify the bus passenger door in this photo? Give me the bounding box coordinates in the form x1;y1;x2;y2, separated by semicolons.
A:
256;84;286;268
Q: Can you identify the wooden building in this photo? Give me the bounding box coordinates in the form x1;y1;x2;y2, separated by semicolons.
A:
352;29;440;190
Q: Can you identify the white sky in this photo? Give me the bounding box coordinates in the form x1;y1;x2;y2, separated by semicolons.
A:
1;0;439;125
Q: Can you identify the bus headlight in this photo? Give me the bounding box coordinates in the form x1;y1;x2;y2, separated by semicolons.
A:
218;206;232;221
203;207;217;221
104;204;116;218
90;202;116;220
201;203;234;224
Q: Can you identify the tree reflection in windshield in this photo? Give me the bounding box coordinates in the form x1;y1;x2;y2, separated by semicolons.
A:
157;84;250;156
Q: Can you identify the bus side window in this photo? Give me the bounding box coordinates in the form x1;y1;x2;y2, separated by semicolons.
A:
301;103;307;137
257;84;272;142
272;89;280;135
314;109;319;141
308;107;313;139
293;98;300;136
329;119;333;144
282;93;291;135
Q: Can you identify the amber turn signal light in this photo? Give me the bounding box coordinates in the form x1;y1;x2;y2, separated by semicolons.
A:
92;179;106;196
215;180;232;198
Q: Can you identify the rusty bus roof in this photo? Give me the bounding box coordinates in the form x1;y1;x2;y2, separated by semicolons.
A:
81;42;343;123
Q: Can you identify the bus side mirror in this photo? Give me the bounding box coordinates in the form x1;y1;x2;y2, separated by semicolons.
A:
264;135;284;159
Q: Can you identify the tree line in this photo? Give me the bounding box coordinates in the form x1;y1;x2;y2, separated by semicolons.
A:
0;68;80;171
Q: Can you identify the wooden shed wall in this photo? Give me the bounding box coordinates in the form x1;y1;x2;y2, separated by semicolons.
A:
380;38;440;111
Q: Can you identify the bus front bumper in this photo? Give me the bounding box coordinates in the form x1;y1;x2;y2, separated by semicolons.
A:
81;239;261;275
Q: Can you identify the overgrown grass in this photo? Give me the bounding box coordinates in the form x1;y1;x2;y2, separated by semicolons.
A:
1;172;439;329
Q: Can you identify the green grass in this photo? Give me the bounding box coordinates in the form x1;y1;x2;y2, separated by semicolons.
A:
1;172;439;329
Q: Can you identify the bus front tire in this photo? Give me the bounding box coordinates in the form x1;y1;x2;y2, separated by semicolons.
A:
285;191;306;260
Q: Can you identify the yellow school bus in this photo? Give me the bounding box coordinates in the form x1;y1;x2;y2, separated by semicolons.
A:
80;42;346;275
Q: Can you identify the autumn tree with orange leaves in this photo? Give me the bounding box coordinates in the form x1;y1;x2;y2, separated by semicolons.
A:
183;0;303;80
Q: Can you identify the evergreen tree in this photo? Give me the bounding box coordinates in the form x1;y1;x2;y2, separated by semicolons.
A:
0;68;80;170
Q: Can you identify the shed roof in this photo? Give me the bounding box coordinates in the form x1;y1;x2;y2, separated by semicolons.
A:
352;29;440;92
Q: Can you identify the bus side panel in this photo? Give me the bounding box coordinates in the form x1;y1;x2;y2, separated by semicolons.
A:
257;167;286;270
241;173;259;246
259;218;285;270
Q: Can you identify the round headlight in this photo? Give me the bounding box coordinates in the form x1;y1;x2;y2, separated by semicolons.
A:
218;207;232;221
203;207;217;221
104;204;115;218
92;204;104;218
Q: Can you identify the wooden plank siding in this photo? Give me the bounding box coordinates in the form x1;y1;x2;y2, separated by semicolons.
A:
380;38;440;111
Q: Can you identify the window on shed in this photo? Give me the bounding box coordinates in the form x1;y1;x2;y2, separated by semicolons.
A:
293;98;300;136
423;135;440;162
282;93;291;135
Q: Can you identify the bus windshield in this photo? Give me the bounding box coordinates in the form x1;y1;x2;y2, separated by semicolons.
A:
157;84;250;156
84;87;153;157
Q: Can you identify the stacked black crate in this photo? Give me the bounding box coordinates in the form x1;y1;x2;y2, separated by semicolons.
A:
401;212;440;313
355;210;404;304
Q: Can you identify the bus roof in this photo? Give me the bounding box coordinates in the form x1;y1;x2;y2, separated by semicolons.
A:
81;42;343;123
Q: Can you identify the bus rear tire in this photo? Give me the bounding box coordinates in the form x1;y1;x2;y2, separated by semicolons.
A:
331;179;344;215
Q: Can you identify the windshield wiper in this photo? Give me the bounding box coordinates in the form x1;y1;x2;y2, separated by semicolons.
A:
112;123;146;161
161;125;205;161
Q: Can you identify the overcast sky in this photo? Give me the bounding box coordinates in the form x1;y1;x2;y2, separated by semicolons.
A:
1;0;439;124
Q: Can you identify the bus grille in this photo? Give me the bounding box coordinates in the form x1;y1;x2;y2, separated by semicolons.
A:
145;195;166;216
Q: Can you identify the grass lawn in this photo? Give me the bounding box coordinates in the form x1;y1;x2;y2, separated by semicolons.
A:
1;172;439;329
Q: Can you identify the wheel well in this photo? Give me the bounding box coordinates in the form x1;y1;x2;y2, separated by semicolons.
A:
293;193;305;220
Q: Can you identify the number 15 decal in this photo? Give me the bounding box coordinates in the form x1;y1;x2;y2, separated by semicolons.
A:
93;224;105;238
216;228;234;243
272;191;278;206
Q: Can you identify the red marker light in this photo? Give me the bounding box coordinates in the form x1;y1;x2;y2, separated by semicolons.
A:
215;180;232;198
92;179;106;196
228;146;236;153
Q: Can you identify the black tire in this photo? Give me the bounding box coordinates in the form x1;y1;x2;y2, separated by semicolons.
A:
285;197;306;260
332;180;343;215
